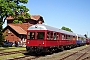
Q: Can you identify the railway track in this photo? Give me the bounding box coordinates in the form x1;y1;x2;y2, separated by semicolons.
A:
59;45;90;60
0;48;42;60
7;55;35;60
0;50;26;56
0;50;42;60
6;55;41;60
1;46;90;60
82;56;90;60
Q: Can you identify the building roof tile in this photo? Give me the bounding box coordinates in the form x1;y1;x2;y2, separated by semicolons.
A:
8;24;27;34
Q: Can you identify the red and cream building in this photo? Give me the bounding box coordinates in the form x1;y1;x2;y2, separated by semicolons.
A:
3;15;44;46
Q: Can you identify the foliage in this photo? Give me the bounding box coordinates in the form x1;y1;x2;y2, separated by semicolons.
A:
84;34;88;38
13;20;23;24
0;0;30;46
13;20;19;24
61;26;73;32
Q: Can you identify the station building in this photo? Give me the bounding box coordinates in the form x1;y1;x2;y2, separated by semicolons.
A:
3;15;44;46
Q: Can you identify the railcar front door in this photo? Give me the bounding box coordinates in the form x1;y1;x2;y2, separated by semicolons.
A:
36;32;45;47
26;31;45;47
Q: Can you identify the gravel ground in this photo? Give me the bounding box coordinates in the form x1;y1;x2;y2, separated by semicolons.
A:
32;45;89;60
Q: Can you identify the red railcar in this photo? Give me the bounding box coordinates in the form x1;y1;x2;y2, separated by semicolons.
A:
86;38;90;44
26;24;77;54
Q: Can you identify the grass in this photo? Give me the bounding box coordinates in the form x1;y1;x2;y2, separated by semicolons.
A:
0;47;26;60
1;47;26;52
0;47;16;50
0;53;25;60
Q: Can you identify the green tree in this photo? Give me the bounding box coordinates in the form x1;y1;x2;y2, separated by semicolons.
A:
84;34;88;38
0;0;30;45
61;26;73;32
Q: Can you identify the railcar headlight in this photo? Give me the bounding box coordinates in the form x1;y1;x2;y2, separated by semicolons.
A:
28;42;29;44
35;25;38;28
43;42;44;44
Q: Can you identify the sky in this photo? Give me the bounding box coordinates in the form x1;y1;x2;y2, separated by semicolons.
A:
3;0;90;37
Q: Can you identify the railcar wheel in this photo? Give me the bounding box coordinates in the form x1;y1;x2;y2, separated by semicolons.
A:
68;45;71;49
49;50;53;54
60;46;64;51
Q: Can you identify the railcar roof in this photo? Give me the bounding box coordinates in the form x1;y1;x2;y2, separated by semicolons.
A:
28;24;85;37
76;34;85;38
28;24;77;36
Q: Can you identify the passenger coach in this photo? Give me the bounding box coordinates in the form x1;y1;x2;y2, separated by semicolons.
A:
76;34;86;46
26;24;86;54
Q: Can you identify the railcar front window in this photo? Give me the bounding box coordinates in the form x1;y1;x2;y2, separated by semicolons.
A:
27;32;35;40
37;32;45;40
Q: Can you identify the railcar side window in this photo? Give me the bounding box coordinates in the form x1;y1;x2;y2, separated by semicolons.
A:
54;33;57;40
57;33;60;40
27;32;35;40
37;32;45;40
78;37;81;40
73;36;76;40
66;35;71;40
62;34;65;40
47;32;50;40
51;32;53;40
81;37;84;40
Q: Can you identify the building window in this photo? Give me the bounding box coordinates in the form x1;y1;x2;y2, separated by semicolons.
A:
8;29;11;33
